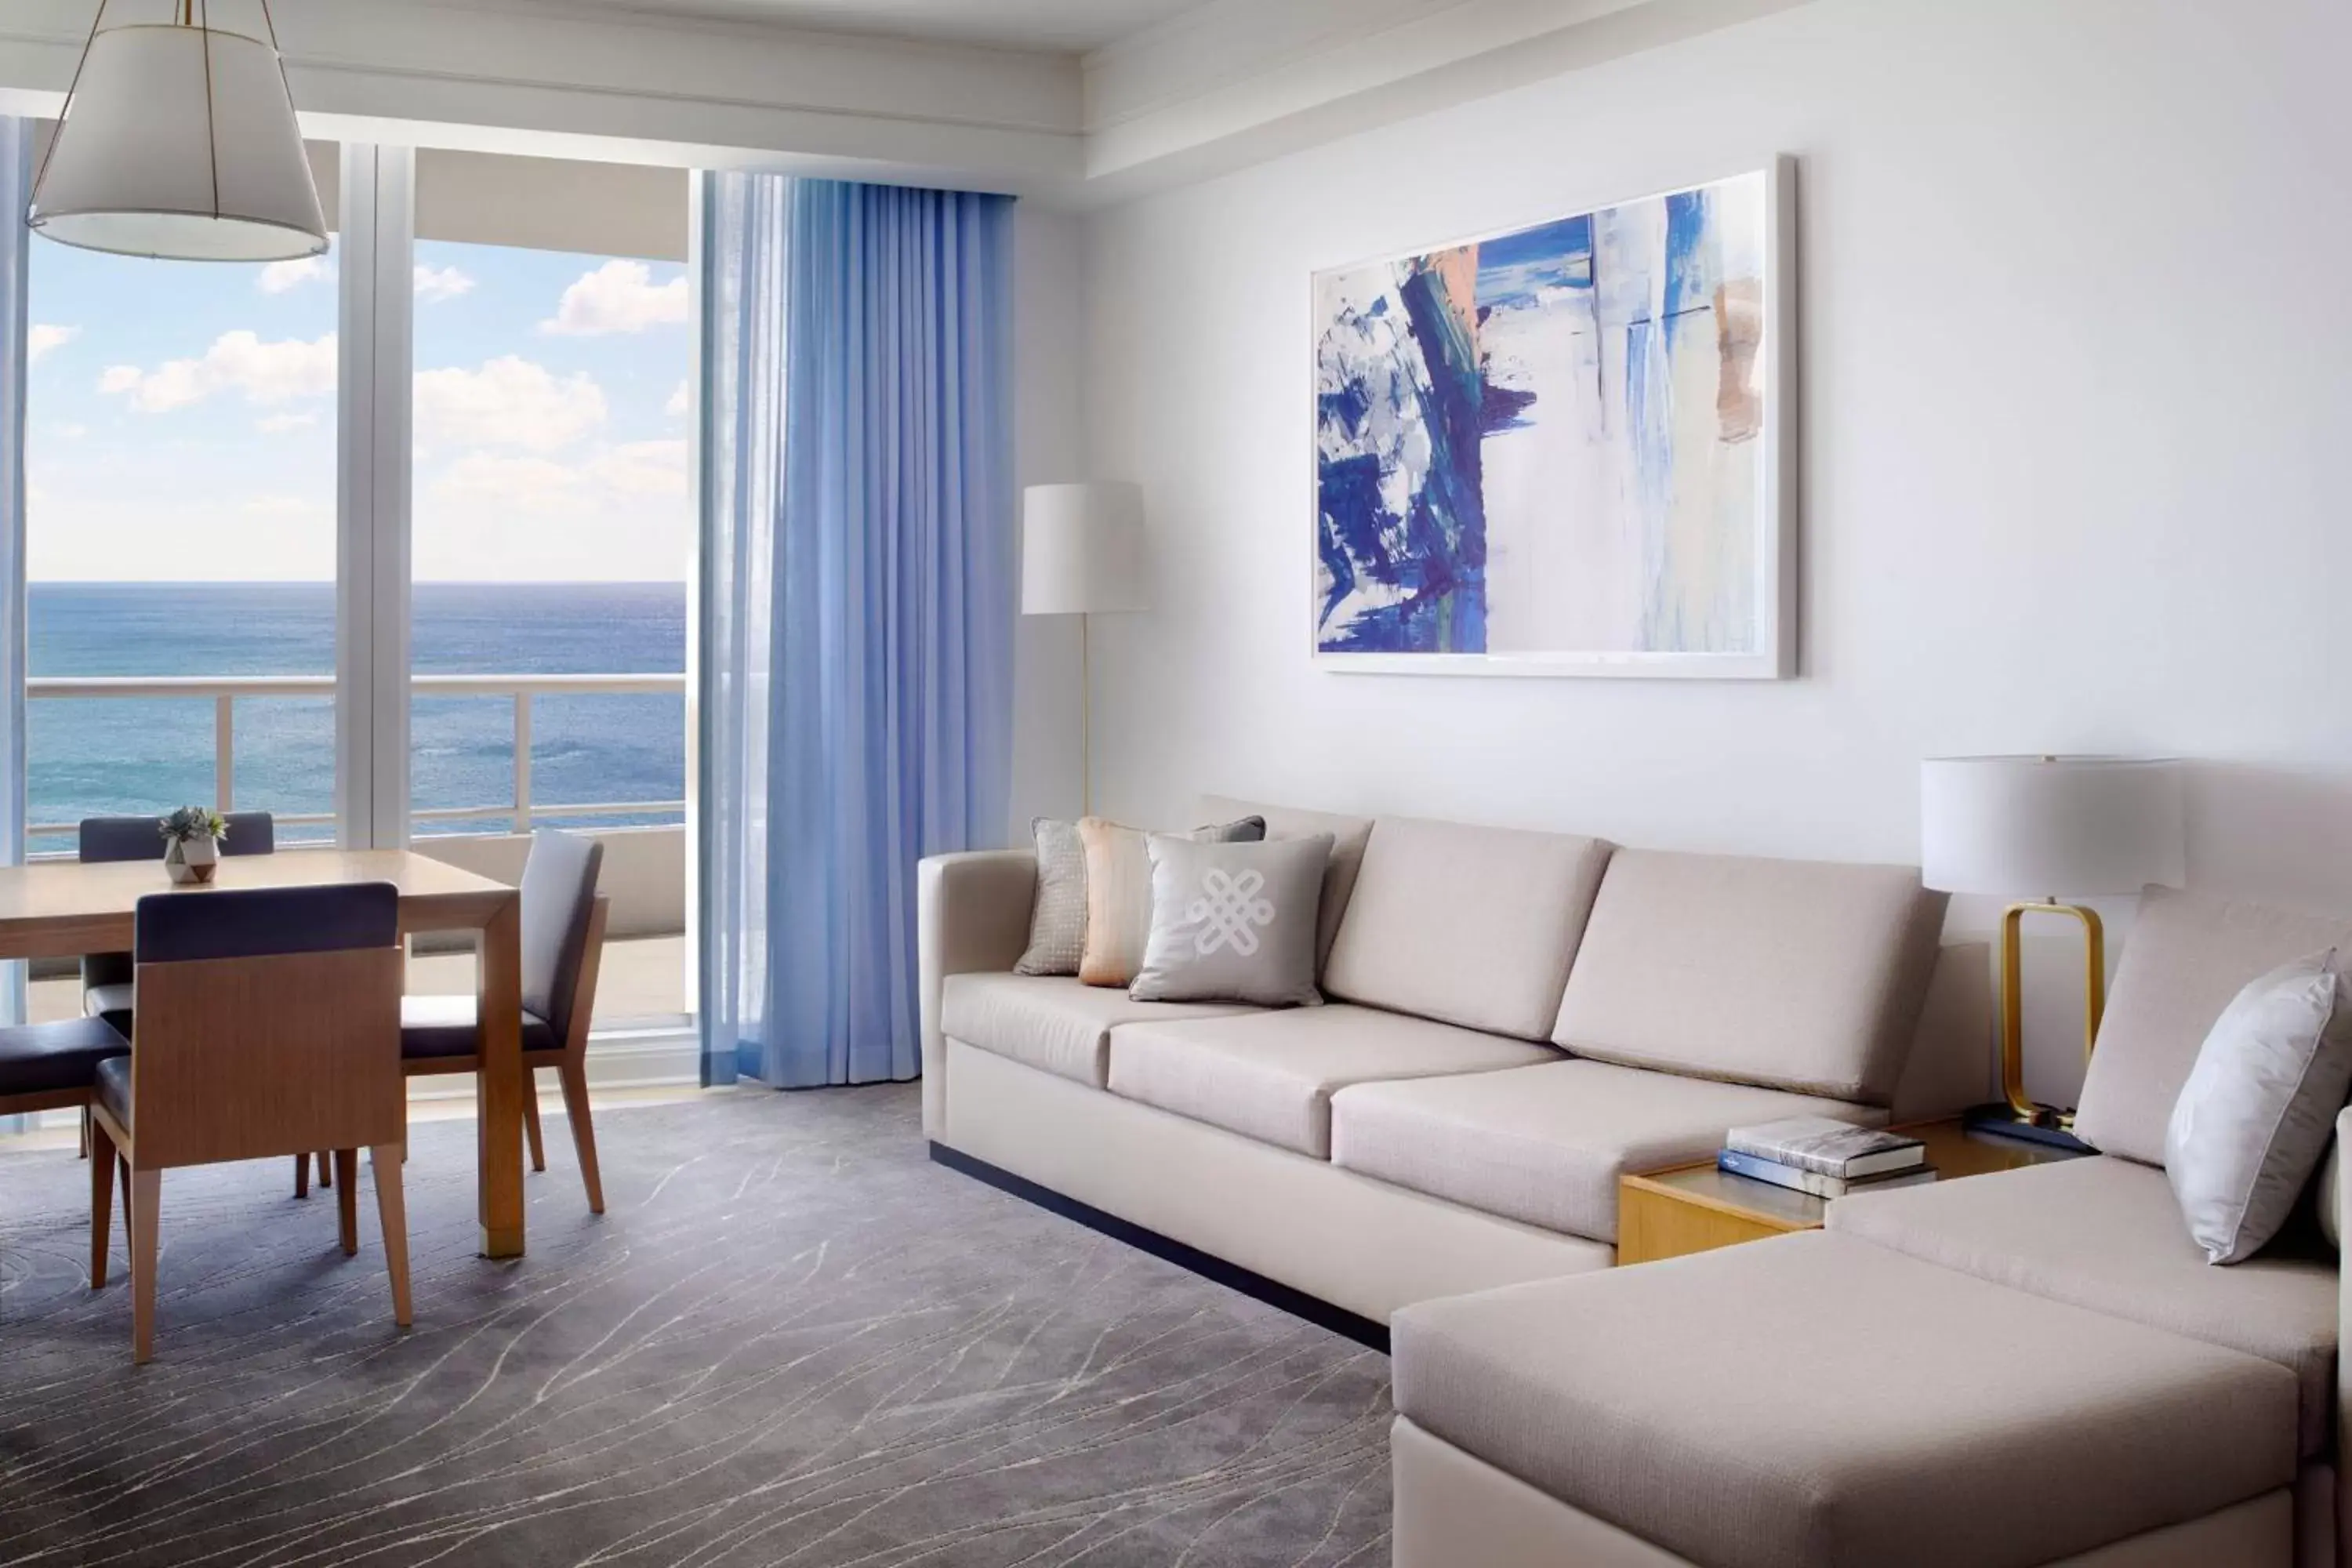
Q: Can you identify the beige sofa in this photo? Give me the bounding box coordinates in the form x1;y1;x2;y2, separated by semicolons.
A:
916;798;1984;1330
1390;884;2350;1568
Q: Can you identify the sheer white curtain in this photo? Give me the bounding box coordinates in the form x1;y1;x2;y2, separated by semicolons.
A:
697;172;785;1085
0;121;35;1054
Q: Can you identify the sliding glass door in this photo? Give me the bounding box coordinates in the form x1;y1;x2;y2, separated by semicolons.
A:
401;151;693;1029
19;136;695;1040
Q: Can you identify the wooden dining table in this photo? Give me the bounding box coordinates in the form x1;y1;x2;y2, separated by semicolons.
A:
0;848;530;1258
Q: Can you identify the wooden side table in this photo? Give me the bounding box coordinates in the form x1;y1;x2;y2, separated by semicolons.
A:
1617;1118;2086;1266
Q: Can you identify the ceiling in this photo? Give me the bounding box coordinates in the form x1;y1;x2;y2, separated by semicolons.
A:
459;0;1213;53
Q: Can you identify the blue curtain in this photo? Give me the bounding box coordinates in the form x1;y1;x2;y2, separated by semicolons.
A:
700;175;1016;1088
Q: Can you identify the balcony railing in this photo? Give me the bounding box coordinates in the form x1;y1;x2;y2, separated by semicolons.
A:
25;672;687;839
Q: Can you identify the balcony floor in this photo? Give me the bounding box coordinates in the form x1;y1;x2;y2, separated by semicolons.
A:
28;933;691;1029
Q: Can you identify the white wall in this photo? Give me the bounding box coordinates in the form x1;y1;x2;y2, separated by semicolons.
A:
1080;0;2352;1102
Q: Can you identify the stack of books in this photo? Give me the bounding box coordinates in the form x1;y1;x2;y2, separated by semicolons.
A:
1717;1116;1936;1198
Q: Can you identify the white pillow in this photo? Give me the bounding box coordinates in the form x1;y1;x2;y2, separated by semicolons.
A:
2165;950;2352;1264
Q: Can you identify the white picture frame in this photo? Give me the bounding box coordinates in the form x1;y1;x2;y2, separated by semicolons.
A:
1309;154;1796;680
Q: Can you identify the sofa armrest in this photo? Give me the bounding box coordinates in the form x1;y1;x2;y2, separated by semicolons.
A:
2338;1105;2351;1568
916;850;1037;1138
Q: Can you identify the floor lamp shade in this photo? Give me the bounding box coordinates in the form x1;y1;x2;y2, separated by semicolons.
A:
1921;757;2186;898
1022;483;1145;615
28;14;328;263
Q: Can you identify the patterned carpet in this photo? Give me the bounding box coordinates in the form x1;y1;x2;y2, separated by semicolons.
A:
0;1087;1392;1566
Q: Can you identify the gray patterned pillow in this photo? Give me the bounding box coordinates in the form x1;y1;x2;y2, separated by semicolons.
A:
1014;817;1087;975
1131;833;1332;1007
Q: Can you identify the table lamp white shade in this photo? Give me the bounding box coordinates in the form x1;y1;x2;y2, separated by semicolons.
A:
1022;483;1145;616
1921;756;2186;898
28;14;328;263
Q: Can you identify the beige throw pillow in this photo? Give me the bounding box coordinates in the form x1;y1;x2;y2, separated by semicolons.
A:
1078;815;1263;987
2165;950;2352;1264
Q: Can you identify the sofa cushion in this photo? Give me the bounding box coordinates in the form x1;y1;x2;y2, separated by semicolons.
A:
1392;1230;2299;1568
1828;1154;2339;1457
1330;1058;1884;1243
1200;796;1375;973
1323;815;1610;1040
1551;849;1947;1103
938;972;1255;1089
2074;886;2352;1167
1106;1005;1557;1159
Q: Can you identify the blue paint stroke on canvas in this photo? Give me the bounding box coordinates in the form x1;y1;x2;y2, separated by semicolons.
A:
1314;172;1770;659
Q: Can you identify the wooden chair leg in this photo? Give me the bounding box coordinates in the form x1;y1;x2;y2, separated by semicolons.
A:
318;1151;332;1189
293;1152;310;1198
335;1151;359;1257
129;1167;161;1363
79;1107;89;1160
117;1154;130;1249
557;1058;604;1214
524;1071;546;1174
89;1119;114;1288
371;1143;412;1328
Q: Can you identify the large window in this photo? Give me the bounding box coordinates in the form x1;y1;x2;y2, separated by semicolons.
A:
21;143;695;1036
26;219;342;858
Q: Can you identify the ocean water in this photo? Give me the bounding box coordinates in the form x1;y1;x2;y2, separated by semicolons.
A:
27;582;686;851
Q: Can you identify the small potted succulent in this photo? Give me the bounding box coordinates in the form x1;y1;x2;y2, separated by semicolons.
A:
158;806;228;885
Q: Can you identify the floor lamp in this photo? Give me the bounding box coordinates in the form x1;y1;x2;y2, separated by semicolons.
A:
1921;755;2185;1149
1022;483;1145;818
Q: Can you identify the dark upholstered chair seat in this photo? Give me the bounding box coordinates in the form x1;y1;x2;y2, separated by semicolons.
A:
0;1015;129;1099
401;993;560;1059
96;1053;132;1129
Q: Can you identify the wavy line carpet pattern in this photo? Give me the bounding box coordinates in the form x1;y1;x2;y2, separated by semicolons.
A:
0;1087;1392;1566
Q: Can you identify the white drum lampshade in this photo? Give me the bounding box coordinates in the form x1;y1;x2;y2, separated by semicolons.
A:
1022;482;1145;817
28;9;328;263
1022;483;1145;617
1920;756;2186;898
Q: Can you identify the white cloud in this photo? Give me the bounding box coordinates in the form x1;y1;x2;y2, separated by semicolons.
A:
100;331;337;412
28;324;79;363
664;379;690;419
413;355;605;452
258;256;332;294
541;260;688;336
587;439;688;498
48;422;87;439
418;441;690;579
414;263;475;304
257;412;320;434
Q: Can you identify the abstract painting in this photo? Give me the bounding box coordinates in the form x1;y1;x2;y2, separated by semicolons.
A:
1312;161;1791;677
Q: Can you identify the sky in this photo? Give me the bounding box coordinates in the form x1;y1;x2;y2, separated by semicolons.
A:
25;236;691;583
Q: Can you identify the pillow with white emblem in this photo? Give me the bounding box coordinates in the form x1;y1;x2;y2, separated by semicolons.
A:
1131;833;1332;1007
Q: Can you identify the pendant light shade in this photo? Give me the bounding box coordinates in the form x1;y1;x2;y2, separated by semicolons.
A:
28;7;326;263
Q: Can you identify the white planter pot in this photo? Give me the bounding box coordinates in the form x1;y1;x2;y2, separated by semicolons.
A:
165;834;220;884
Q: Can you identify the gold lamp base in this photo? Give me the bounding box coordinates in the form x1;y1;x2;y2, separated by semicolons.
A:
1968;898;2103;1154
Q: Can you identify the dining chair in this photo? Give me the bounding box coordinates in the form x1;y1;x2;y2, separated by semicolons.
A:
76;811;278;1171
395;830;610;1213
78;811;278;1033
2;1015;132;1276
88;882;409;1363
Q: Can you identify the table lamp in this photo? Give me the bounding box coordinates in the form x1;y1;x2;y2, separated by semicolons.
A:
1022;483;1145;817
1920;756;2185;1145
